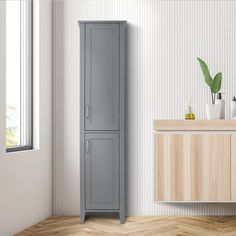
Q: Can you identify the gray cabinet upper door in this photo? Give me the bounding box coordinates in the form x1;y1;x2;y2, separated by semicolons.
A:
85;24;120;131
85;133;119;210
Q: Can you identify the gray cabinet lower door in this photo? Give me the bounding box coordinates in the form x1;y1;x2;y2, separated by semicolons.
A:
85;133;119;209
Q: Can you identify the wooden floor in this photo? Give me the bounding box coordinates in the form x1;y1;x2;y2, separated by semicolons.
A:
16;216;236;236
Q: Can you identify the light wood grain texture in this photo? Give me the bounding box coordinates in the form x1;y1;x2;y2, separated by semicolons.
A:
154;119;236;131
231;135;236;201
155;134;231;201
16;216;236;236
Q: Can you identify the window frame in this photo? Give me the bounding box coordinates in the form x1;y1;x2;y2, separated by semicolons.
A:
6;0;33;153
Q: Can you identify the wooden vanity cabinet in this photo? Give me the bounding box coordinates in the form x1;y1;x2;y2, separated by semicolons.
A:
154;120;236;202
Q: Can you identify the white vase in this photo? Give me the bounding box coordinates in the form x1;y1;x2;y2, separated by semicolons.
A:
205;104;221;120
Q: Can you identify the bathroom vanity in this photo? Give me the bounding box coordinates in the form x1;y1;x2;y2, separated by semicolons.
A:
154;120;236;202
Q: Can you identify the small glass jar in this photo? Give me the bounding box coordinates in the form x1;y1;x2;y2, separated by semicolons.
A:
185;100;195;120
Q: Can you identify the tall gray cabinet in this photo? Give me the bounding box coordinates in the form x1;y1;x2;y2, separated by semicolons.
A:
79;21;126;224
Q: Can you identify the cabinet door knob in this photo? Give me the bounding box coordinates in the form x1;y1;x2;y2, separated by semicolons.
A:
85;105;89;118
86;140;89;153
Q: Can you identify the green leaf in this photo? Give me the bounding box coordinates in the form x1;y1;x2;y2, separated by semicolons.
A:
211;72;222;94
197;57;213;88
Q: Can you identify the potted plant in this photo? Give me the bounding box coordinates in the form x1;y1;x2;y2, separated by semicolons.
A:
197;57;222;119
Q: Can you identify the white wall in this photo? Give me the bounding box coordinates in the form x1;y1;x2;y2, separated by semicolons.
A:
53;0;236;216
0;0;52;235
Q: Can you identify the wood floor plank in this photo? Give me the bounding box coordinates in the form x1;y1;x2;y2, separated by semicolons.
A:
15;216;236;236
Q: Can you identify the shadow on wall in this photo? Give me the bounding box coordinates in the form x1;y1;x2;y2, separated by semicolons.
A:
125;23;129;215
163;202;236;215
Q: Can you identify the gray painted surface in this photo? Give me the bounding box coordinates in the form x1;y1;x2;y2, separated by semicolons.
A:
119;23;126;224
80;21;126;224
85;133;119;210
79;21;127;24
85;24;120;131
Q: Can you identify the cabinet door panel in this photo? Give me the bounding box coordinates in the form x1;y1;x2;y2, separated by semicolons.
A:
85;24;120;131
154;134;231;201
85;133;119;209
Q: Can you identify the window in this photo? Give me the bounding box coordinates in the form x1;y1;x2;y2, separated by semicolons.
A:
6;0;33;152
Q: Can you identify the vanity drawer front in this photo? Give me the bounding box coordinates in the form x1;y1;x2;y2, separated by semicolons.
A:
154;134;231;201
